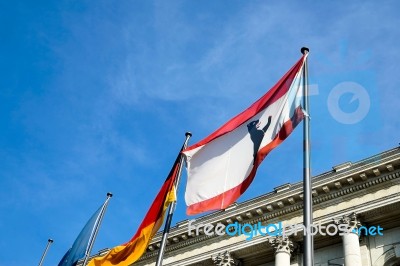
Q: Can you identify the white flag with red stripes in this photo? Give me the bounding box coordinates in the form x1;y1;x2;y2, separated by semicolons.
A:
183;54;308;215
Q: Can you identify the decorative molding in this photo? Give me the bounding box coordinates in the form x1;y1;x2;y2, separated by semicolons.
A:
332;162;352;172
288;197;296;204
224;203;238;211
211;251;240;266
347;177;355;185
322;186;330;193
373;169;381;176
360;173;368;181
334;212;361;232
274;183;292;193
387;164;395;172
269;236;294;254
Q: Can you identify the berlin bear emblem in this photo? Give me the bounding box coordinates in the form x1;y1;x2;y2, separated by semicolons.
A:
247;116;272;164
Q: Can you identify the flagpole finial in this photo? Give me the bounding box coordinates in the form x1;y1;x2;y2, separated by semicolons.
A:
39;238;54;266
107;192;113;197
185;132;192;137
301;47;309;55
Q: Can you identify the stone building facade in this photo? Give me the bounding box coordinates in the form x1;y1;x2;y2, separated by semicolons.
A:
90;146;400;266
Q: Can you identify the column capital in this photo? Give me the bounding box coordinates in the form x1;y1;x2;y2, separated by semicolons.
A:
211;251;240;266
334;212;361;232
269;236;294;255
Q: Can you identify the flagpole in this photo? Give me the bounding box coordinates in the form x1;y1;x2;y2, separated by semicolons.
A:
38;238;53;266
301;47;313;266
82;192;113;266
155;132;192;266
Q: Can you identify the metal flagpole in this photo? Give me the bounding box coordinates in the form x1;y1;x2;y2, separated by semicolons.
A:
82;192;113;266
38;238;54;266
301;47;313;266
155;132;192;266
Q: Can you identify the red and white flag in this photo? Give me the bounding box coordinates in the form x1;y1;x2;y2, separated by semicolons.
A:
183;54;308;215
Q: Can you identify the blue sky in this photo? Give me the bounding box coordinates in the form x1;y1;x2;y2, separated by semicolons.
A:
1;0;399;265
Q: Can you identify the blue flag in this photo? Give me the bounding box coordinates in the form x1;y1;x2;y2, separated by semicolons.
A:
58;204;104;266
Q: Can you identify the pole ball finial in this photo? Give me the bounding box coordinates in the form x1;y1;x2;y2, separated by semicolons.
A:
107;192;113;197
301;47;310;54
185;132;192;137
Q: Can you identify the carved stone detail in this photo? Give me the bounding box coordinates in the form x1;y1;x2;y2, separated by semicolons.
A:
211;251;240;266
334;212;361;233
269;236;294;254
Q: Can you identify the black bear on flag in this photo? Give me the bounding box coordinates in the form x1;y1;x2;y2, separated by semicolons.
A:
247;115;272;163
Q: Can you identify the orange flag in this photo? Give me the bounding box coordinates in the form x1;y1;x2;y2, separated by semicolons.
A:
88;154;181;266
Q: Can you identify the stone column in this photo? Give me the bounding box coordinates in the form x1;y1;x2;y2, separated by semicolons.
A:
334;212;362;266
211;251;240;266
270;236;294;266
